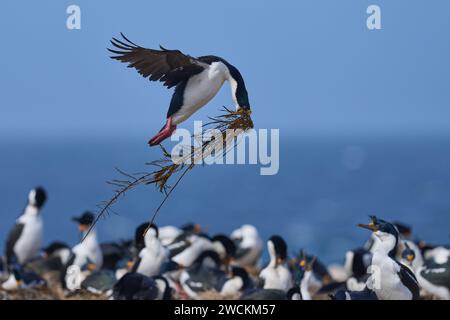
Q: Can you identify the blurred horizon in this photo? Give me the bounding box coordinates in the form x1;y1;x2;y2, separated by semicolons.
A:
1;135;450;264
1;1;450;264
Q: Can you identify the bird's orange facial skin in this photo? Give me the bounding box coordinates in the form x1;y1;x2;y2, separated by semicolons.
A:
194;224;202;234
357;222;378;232
79;224;88;232
87;264;97;272
127;260;134;270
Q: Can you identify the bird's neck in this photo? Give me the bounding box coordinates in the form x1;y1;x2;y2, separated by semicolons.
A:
144;236;162;251
373;242;397;263
227;75;239;110
23;204;39;217
18;205;40;224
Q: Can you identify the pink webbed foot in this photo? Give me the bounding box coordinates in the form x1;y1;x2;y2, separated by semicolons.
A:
148;117;177;146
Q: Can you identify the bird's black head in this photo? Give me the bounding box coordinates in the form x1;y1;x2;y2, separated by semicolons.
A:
180;222;202;234
291;250;316;284
298;250;316;272
42;242;69;256
72;211;95;232
194;250;222;269
230;266;248;279
134;222;150;250
230;266;250;289
358;216;399;256
198;56;251;111
29;187;47;209
212;234;236;259
268;235;287;262
287;286;302;300
401;242;416;264
358;216;399;238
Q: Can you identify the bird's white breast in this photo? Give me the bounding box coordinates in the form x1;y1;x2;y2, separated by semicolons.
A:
260;264;292;292
14;209;43;264
370;254;412;300
72;231;103;269
220;276;243;296
172;62;228;124
136;238;168;277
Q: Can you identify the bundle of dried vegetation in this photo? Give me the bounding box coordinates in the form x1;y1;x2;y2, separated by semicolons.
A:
84;108;253;238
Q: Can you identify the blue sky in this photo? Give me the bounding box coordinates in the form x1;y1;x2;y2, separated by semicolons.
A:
1;0;450;139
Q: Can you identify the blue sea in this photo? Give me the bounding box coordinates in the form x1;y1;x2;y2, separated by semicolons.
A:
1;135;450;264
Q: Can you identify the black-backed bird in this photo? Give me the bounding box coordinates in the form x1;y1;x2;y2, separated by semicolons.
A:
220;266;253;297
132;224;169;277
5;187;47;266
25;241;71;275
357;216;420;300
81;269;117;295
259;235;293;292
416;260;450;300
113;272;172;300
179;250;226;299
108;33;251;146
1;264;46;291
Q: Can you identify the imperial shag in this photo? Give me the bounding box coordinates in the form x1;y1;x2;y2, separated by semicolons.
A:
5;187;47;266
108;33;251;146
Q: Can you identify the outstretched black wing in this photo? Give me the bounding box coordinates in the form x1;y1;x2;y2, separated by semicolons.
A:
5;223;24;265
108;33;206;89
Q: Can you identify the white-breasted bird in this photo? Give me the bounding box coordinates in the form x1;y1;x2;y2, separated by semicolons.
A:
259;235;293;292
70;212;103;270
5;187;47;266
133;224;169;277
230;224;263;268
358;216;420;300
407;243;450;300
108;33;251;146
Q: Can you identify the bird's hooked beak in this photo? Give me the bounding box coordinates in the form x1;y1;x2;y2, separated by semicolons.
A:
357;219;379;232
299;250;315;271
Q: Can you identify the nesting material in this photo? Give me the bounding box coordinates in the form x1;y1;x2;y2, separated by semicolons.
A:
86;108;253;237
151;107;253;193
